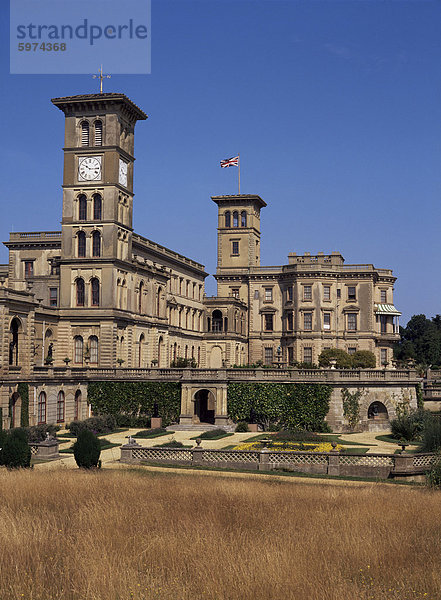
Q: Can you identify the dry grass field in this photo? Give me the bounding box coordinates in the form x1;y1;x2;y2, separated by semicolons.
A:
0;468;440;600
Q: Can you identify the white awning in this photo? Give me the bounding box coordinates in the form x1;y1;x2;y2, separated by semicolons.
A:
375;304;401;316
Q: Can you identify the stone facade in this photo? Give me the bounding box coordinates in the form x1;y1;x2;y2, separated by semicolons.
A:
0;91;405;429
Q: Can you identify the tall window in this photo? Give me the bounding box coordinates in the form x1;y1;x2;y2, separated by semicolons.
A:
264;288;273;301
91;278;100;306
233;211;239;227
74;336;83;364
303;312;312;331
380;290;387;303
381;348;388;365
24;261;34;278
225;211;231;227
49;288;58;307
303;347;313;364
93;194;102;220
94;120;103;146
157;287;162;316
231;288;240;299
380;315;387;333
241;211;247;227
348;286;356;301
323;313;331;330
76;279;85;306
264;347;273;365
232;241;239;255
323;286;331;301
92;231;101;257
81;121;89;146
264;314;274;331
77;231;86;257
139;281;144;312
347;313;357;331
78;194;87;220
38;392;47;424
286;312;293;330
89;336;98;363
303;285;312;301
56;391;65;423
287;286;293;302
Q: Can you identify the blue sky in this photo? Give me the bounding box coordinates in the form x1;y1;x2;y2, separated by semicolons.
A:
1;0;441;324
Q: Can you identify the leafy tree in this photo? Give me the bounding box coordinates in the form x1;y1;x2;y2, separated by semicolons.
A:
1;429;31;468
350;350;376;368
394;314;441;367
318;349;353;369
73;429;101;469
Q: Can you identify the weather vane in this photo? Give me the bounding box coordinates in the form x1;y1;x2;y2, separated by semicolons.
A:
93;65;111;94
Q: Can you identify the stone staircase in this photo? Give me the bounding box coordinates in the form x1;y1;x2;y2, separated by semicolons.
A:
168;423;235;432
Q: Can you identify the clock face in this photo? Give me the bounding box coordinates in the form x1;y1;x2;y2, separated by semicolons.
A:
119;159;128;187
78;156;102;181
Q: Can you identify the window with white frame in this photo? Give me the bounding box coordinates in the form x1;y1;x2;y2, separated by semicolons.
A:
303;285;312;300
347;313;357;331
264;347;273;365
323;312;331;330
264;288;273;301
303;312;312;331
303;347;312;363
323;285;331;301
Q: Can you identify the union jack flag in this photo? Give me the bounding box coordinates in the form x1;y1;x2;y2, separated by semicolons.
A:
220;156;239;168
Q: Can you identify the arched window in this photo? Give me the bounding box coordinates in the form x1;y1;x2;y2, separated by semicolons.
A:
92;231;101;257
77;231;86;257
94;120;103;146
91;278;100;306
241;211;247;227
93;194;102;220
139;281;144;313
74;336;83;364
225;211;231;227
81;121;89;146
38;392;47;424
89;336;98;363
212;310;223;332
157;287;162;317
78;195;87;220
76;279;85;307
74;390;81;420
233;211;239;227
138;333;145;367
57;391;65;423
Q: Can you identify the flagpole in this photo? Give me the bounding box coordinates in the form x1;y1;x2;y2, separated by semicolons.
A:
238;153;240;195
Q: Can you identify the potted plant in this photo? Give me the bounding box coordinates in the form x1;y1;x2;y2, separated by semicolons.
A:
63;357;71;366
116;358;125;367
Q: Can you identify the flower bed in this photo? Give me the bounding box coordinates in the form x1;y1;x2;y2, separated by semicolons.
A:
232;441;343;453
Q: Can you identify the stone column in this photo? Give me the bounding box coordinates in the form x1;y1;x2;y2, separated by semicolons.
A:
327;451;340;476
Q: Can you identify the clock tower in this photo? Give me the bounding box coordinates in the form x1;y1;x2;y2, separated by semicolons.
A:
51;93;147;309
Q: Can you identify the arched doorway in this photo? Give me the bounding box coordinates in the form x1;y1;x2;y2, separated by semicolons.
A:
210;346;223;368
158;336;164;367
368;401;389;421
9;318;20;366
74;389;82;421
194;389;215;424
9;392;21;428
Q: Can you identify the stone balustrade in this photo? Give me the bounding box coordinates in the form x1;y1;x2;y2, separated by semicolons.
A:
120;443;436;481
19;366;418;385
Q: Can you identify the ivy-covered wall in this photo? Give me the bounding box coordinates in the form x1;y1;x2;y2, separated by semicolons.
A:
17;383;29;428
227;383;332;431
87;382;181;426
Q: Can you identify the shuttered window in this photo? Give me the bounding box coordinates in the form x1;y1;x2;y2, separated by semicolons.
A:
94;120;103;146
81;121;89;146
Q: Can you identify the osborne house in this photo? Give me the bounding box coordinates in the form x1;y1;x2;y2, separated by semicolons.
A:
0;92;418;431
